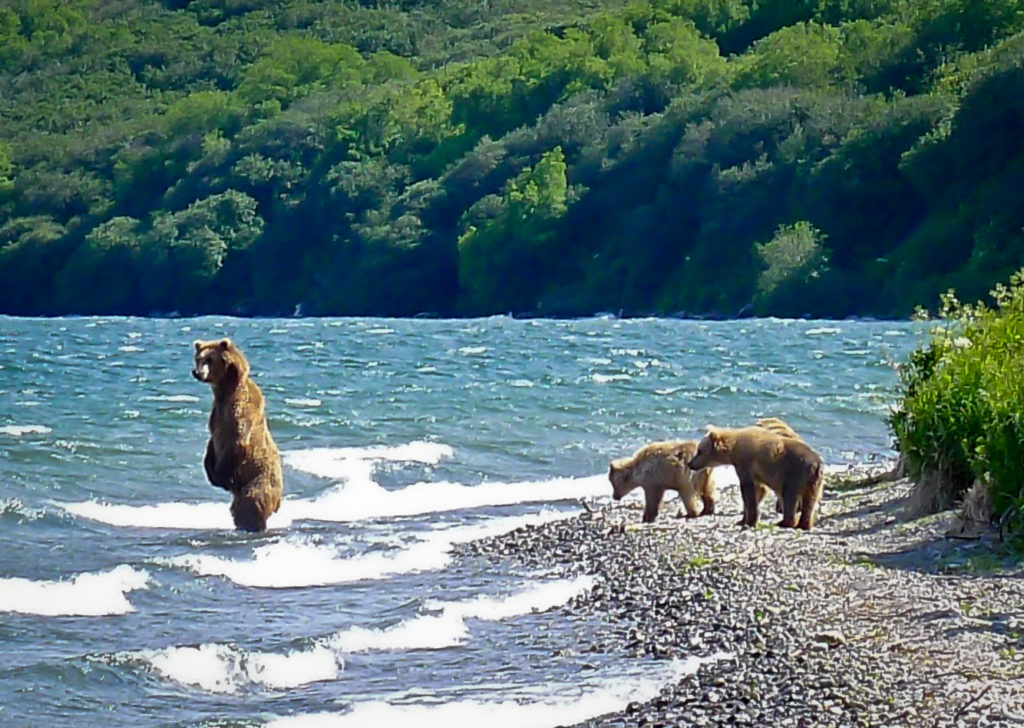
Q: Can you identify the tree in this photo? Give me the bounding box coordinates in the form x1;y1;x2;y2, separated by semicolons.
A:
458;147;568;313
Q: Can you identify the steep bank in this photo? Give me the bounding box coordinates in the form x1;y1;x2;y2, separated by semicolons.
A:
460;467;1024;727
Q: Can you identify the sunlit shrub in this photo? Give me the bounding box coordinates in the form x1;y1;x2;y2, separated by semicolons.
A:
890;270;1024;547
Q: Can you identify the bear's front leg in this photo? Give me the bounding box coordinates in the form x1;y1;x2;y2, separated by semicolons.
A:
204;440;233;491
642;487;663;523
738;478;759;527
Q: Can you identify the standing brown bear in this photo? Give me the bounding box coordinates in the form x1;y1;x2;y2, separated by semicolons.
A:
193;338;283;532
687;426;823;530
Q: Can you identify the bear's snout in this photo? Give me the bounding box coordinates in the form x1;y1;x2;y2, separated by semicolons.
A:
193;364;210;382
686;457;699;470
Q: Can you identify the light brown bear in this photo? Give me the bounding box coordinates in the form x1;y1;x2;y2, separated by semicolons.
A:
193;338;283;532
687;426;823;530
608;441;716;523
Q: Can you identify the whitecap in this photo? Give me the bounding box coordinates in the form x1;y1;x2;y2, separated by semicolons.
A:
282;441;454;480
141;643;341;693
140;394;201;403
58;500;293;531
326;575;595;652
265;655;726;727
286;474;607;523
285;398;322;408
0;565;150;616
591;373;631;384
457;346;487;355
805;327;841;336
0;424;51;437
162;512;569;589
0;497;46;521
118;345;143;353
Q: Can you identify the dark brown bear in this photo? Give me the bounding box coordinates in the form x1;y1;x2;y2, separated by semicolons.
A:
193;338;283;532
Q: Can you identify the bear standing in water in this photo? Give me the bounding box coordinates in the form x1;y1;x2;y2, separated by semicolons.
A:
193;338;283;532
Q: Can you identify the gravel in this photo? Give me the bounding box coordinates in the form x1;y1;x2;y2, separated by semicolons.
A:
457;464;1024;728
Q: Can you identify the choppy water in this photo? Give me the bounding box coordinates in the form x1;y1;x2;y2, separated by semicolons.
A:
0;316;921;726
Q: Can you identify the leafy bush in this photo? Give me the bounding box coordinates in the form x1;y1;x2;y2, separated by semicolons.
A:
890;270;1024;546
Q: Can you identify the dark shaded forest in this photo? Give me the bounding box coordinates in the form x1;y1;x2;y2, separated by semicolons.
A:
0;0;1021;318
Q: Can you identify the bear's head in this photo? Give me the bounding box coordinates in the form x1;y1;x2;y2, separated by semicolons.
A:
608;458;636;500
687;427;728;470
193;338;250;385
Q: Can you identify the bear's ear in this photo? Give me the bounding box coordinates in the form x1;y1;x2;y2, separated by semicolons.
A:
194;340;203;352
218;338;232;351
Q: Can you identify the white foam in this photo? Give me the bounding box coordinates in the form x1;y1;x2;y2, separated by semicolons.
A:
327;575;594;652
591;373;631;384
285;398;322;408
0;565;150;616
162;512;570;588
0;424;51;436
140;394;201;403
266;655;724;727
288;475;607;523
283;441;455;480
805;327;841;336
58;500;293;531
142;643;341;693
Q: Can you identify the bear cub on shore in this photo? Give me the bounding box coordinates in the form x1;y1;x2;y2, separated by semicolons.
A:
609;441;717;523
193;338;283;532
688;426;823;530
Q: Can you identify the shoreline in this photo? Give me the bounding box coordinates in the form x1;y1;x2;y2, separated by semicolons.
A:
459;465;1024;728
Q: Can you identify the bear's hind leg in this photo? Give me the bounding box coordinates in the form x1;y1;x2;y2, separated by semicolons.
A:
231;494;268;532
778;489;800;528
797;486;819;530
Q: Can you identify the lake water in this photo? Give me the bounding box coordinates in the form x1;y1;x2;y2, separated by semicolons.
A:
0;316;922;727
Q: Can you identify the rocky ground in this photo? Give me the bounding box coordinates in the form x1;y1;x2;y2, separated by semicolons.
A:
458;465;1024;727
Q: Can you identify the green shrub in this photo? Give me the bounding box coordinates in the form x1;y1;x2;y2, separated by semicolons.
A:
890;270;1024;547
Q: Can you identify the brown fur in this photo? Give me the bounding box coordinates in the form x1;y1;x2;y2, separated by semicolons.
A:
754;417;801;440
193;338;283;532
688;426;823;530
754;417;802;512
608;441;717;523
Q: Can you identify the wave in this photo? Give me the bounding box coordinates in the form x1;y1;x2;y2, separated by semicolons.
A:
162;512;570;588
0;565;149;616
282;440;455;480
0;424;51;437
139;643;341;694
58;499;293;531
325;575;595;652
265;655;724;727
57;471;605;530
137;574;592;693
139;394;201;403
284;397;322;407
287;474;608;523
0;497;47;522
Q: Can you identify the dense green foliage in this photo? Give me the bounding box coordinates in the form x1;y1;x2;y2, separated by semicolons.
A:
1;0;1022;316
890;271;1024;545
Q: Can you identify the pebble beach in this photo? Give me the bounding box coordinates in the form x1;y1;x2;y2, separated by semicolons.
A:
460;465;1024;728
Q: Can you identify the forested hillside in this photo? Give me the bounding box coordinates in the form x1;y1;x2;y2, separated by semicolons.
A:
1;0;1021;317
